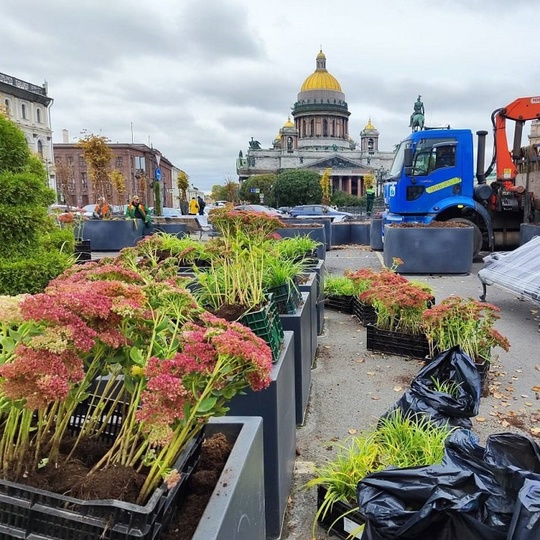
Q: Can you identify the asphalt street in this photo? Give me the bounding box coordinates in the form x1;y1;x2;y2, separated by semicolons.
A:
282;245;540;540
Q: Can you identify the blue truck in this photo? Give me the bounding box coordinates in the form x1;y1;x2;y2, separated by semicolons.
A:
382;96;540;256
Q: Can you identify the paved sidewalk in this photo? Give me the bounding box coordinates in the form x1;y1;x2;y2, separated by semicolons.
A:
282;246;540;539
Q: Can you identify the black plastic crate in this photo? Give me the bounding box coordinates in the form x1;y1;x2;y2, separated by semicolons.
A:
366;324;429;359
325;295;354;314
352;297;376;326
316;486;365;539
0;404;203;539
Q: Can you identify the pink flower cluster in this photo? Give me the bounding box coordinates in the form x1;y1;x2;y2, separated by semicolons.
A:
137;312;272;445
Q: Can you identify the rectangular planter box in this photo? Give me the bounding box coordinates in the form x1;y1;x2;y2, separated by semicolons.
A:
366;324;429;359
191;417;266;540
370;218;384;251
0;416;203;540
82;219;151;251
352;297;377;327
298;272;318;366
350;223;370;246
226;331;296;540
383;224;474;274
325;295;354;314
280;292;312;426
317;486;365;540
331;222;351;246
306;259;326;336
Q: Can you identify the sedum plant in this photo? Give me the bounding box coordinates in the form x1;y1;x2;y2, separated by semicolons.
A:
421;295;510;361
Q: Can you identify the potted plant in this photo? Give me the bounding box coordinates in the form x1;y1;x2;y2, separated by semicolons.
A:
324;275;357;313
307;410;452;539
56;207;92;263
360;272;434;358
422;295;510;393
0;250;274;538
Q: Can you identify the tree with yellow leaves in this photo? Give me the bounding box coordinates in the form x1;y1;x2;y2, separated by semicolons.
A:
321;167;332;206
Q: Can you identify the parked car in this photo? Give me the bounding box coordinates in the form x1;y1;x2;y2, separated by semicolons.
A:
289;205;353;222
234;204;281;216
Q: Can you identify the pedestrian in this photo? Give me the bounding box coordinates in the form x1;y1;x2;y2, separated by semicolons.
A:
93;196;110;219
125;195;152;227
197;196;206;216
189;196;199;216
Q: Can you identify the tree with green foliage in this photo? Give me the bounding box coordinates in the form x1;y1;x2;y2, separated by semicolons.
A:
239;174;277;206
177;170;189;214
0;116;73;295
273;169;322;207
320;167;332;206
77;134;112;200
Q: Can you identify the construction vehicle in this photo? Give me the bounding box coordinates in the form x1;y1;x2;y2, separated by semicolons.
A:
383;96;540;255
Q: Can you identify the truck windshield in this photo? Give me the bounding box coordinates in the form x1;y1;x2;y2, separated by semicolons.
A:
388;141;406;178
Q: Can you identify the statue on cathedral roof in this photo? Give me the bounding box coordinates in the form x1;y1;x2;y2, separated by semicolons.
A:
249;137;261;149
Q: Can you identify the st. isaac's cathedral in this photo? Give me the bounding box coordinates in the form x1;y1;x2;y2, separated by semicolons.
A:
236;50;395;197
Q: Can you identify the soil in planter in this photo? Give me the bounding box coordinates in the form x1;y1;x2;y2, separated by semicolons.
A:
14;436;146;502
211;303;261;321
388;221;471;229
163;433;233;540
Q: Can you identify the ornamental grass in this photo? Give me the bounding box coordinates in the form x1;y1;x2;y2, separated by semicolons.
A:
0;248;273;504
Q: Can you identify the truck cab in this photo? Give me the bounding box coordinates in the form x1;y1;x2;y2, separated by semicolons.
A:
384;129;476;218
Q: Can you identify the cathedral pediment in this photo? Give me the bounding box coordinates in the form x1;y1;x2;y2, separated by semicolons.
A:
308;155;366;170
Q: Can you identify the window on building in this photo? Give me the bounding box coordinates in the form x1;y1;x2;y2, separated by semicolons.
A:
81;172;88;191
36;109;41;123
37;140;43;157
79;156;86;168
323;119;328;137
67;156;74;165
115;156;123;168
21;103;27;119
135;156;145;172
4;99;10;115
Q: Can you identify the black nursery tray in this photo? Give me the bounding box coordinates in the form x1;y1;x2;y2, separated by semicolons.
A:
0;402;203;540
352;297;377;327
317;486;365;539
366;324;430;359
325;295;354;314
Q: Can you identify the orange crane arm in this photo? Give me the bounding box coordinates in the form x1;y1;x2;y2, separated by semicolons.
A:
493;96;540;183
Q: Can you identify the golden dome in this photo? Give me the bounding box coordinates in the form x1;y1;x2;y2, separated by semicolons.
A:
300;50;342;92
364;117;376;130
274;133;282;140
283;116;294;128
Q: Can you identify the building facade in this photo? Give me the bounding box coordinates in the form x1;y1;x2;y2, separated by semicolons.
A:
54;135;175;209
0;72;55;190
236;51;395;196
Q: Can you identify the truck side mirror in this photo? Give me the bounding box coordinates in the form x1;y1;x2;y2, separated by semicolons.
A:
404;147;413;168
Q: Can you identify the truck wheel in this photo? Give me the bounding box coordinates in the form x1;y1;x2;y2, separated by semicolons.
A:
447;218;483;257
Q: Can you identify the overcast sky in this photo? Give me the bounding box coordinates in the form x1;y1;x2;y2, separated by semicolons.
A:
3;0;539;191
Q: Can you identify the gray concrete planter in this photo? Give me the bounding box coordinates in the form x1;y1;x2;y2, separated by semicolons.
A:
226;331;296;540
276;224;326;261
191;417;266;540
152;222;188;238
306;259;326;337
383;224;474;274
370;218;384;250
82;219;151;251
331;222;351;246
350;222;370;245
280;292;312;426
520;223;540;245
298;272;318;366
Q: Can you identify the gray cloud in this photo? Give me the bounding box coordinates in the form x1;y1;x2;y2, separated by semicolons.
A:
1;0;539;190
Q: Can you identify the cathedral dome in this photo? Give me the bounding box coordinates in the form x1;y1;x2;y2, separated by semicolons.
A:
283;116;295;128
300;50;342;92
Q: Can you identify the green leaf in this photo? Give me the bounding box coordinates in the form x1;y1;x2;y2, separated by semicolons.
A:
197;396;217;414
129;347;145;365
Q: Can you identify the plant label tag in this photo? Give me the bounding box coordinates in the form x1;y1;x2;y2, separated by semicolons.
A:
343;516;364;538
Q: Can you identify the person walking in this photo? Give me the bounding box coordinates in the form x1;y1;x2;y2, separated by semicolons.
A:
189;197;199;216
125;195;152;227
197;196;206;216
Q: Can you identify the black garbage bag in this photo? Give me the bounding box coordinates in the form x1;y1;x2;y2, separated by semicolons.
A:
357;430;540;540
380;346;481;429
507;478;540;540
357;464;506;540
